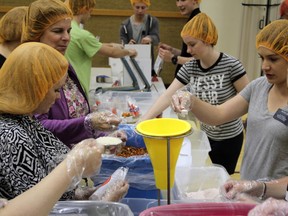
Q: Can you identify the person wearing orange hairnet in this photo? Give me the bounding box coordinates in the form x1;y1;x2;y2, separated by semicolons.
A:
0;6;27;66
0;42;105;202
171;18;288;181
158;0;201;77
120;0;160;76
280;0;288;19
21;0;127;149
140;13;250;175
64;0;137;95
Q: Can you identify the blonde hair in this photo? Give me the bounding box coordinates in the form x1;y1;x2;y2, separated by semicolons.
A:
130;0;151;7
65;0;96;15
21;0;73;43
181;13;218;46
0;6;28;43
256;19;288;61
0;42;68;114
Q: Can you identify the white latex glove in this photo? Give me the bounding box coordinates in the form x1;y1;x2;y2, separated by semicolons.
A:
171;83;195;115
220;180;263;200
108;130;127;142
66;138;104;189
248;198;288;216
85;111;122;131
102;181;129;202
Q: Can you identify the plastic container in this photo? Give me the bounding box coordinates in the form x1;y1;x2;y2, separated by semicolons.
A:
173;165;230;201
121;198;184;216
49;200;133;216
188;129;211;166
139;202;256;216
90;91;160;122
121;198;157;216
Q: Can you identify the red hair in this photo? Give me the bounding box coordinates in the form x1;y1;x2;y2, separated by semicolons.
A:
280;0;288;17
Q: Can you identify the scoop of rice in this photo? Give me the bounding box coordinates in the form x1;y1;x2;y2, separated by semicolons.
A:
96;137;122;146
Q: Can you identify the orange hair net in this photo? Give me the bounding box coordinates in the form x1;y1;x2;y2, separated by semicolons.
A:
181;13;218;46
0;6;28;43
130;0;151;7
280;0;288;17
256;19;288;62
0;42;68;114
65;0;96;15
21;0;73;43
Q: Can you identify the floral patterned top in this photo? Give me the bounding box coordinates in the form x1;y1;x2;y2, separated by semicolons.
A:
63;76;89;118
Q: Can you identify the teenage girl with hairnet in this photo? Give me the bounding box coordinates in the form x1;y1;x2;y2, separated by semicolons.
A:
0;6;27;66
140;13;250;175
64;0;137;95
120;0;160;76
158;0;201;77
171;18;288;181
21;0;126;149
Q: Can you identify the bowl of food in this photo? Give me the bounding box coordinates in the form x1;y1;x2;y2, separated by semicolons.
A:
96;137;124;155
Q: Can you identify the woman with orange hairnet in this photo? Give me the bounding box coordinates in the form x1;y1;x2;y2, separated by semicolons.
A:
0;42;104;202
21;0;127;149
171;18;288;181
120;0;160;75
140;13;249;175
0;6;27;66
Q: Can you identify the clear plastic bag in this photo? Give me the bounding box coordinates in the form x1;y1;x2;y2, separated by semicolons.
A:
89;167;128;201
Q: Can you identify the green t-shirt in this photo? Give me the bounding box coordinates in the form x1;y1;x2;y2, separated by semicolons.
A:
65;20;102;95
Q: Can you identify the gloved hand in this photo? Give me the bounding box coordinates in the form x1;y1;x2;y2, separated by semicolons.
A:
85;111;122;131
66;138;104;190
171;83;195;115
74;186;98;200
220;180;263;200
102;181;129;202
108;130;127;142
248;198;288;216
234;193;262;204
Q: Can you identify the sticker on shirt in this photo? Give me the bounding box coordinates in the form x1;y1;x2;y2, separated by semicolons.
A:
273;108;288;127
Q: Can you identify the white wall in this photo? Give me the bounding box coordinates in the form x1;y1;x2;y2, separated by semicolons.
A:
201;0;281;81
201;0;243;59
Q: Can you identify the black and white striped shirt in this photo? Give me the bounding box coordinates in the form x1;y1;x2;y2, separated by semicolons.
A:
176;52;246;140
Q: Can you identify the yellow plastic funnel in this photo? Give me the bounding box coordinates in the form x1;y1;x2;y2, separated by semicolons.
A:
136;118;191;190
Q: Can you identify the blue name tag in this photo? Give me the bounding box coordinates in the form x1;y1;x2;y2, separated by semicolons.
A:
273;108;288;127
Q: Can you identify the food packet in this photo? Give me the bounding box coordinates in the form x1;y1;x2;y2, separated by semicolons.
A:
89;167;129;201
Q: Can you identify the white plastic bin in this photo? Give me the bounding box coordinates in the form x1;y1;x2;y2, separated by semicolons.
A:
89;91;160;122
177;130;211;167
189;130;211;166
173;165;230;202
50;201;133;216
